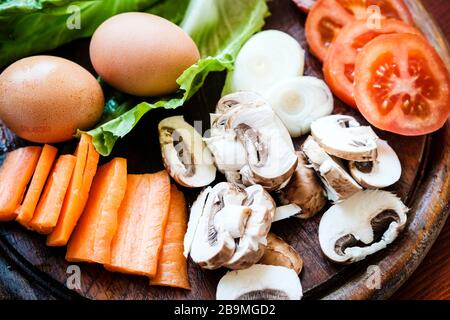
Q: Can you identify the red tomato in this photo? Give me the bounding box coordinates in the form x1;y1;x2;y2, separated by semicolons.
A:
324;19;421;108
305;0;413;61
354;33;450;136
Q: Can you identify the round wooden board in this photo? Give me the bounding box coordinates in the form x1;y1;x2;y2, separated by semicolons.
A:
0;0;449;300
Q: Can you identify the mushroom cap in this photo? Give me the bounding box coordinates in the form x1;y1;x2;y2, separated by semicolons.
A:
302;136;362;202
216;264;302;300
279;151;327;218
158;116;216;188
349;140;402;189
319;190;408;264
311;115;378;161
259;233;303;274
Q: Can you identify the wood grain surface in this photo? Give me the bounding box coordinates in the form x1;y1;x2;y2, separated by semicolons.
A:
0;0;449;300
392;0;450;300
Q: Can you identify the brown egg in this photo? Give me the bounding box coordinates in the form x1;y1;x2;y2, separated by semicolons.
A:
90;12;200;97
0;56;104;143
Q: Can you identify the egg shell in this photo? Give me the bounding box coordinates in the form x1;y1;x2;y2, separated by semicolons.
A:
0;55;104;143
89;12;200;97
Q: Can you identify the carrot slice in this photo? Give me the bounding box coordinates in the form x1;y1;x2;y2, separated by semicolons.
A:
16;144;58;226
47;134;99;246
0;146;41;221
105;171;171;277
29;155;76;234
150;185;190;290
66;158;127;264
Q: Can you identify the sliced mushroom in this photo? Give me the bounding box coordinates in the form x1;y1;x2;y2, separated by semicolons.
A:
302;136;362;202
186;183;276;270
183;186;211;258
319;190;408;264
225;185;276;269
206;95;297;191
311;115;378;161
158;116;216;187
214;205;252;239
216;91;267;114
203;130;247;174
228;105;298;191
216;264;302;300
279;151;327;218
188;183;246;269
272;204;302;222
349;140;402;189
259;233;303;274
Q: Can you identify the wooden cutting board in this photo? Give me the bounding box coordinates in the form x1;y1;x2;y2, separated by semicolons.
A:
0;0;449;300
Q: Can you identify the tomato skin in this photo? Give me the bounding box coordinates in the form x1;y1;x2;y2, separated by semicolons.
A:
305;0;414;62
323;19;421;108
305;0;353;61
354;33;450;136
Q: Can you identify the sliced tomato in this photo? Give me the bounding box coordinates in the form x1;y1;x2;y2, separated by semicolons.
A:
354;33;450;136
305;0;414;61
324;19;421;108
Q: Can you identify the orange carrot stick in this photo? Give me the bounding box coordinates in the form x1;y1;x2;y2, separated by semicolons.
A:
150;185;190;290
105;171;171;277
0;146;41;221
47;134;99;246
66;157;127;264
29;155;76;234
16;144;58;226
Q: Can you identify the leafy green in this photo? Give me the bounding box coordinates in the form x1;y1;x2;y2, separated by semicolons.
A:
0;0;171;68
89;0;269;156
0;0;268;156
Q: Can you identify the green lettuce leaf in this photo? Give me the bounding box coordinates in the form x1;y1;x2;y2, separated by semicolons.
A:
89;0;269;156
0;0;171;68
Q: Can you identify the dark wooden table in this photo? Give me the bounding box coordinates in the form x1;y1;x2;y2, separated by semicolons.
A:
391;0;450;300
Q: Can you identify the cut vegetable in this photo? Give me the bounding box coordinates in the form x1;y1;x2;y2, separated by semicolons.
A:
47;134;99;246
349;140;402;189
266;76;333;137
150;185;190;290
230;30;305;95
323;19;421;108
16;144;58;226
305;0;413;61
66;158;127;264
29;155;76;234
105;171;171;277
216;264;302;300
259;233;303;274
158;116;216;188
319;190;408;264
354;33;450;136
0;146;41;221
